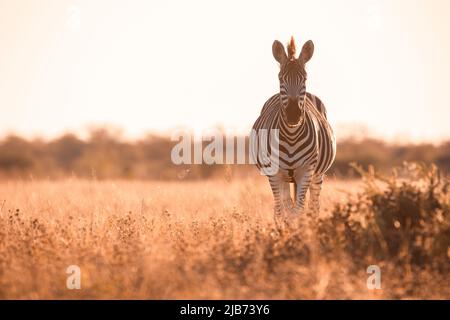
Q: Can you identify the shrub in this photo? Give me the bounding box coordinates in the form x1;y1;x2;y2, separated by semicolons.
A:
318;162;450;272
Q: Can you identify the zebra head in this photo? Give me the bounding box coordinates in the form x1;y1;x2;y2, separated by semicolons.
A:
272;37;314;127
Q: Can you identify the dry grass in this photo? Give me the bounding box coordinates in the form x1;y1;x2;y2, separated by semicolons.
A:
0;173;448;299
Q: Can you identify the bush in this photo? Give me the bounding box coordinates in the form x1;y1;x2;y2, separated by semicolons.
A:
319;162;450;272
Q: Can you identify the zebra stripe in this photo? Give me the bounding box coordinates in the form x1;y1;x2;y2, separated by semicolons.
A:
252;93;335;174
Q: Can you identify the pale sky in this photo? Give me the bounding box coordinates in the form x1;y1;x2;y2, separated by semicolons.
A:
0;0;449;142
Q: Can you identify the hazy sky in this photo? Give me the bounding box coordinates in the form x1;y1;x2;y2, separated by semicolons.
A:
0;0;449;142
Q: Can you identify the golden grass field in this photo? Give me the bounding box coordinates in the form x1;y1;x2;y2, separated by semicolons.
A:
0;174;448;299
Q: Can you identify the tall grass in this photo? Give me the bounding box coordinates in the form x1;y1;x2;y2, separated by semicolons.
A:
0;164;448;299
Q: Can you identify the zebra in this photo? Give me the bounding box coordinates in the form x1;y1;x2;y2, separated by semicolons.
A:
251;37;336;220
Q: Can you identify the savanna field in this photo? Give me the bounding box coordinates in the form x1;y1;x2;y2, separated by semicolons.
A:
0;163;448;299
2;0;450;305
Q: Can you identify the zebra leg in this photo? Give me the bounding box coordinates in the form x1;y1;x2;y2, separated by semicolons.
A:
292;166;315;215
308;174;323;216
268;174;292;217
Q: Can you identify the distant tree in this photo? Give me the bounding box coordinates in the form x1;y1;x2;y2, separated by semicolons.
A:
48;134;86;170
0;135;34;171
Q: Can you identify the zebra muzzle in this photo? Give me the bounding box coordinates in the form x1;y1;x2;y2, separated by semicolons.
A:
285;99;301;126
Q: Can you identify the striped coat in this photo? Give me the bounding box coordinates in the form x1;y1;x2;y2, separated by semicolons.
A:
251;37;336;219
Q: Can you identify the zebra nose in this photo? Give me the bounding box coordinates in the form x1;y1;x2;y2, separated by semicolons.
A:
287;97;298;109
288;96;298;104
286;98;301;124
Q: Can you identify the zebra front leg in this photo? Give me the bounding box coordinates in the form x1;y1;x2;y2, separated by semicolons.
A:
268;175;292;219
292;166;315;215
308;174;323;216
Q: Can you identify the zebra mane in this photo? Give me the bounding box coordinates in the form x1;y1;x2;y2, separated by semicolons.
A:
287;36;296;60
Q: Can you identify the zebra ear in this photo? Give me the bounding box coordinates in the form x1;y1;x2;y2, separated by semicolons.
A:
272;40;287;64
299;40;314;64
